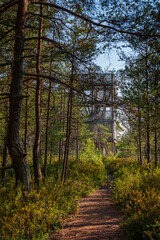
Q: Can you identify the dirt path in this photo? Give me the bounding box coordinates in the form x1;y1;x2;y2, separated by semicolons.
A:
50;178;127;240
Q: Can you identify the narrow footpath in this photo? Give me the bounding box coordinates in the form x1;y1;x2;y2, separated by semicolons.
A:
50;178;127;240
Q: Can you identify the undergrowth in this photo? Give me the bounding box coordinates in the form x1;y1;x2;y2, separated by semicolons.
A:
104;156;160;240
0;143;106;240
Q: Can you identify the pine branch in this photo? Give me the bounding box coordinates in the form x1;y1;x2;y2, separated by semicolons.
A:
31;1;143;37
0;0;18;15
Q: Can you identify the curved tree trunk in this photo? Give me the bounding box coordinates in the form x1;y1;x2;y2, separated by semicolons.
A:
7;0;31;191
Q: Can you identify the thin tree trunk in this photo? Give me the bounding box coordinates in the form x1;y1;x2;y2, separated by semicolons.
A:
24;79;29;152
33;4;43;184
145;42;151;164
50;142;53;164
155;129;158;167
2;97;9;186
61;89;73;182
43;81;52;177
138;106;142;165
76;116;79;160
61;62;74;183
59;89;66;161
59;139;63;161
7;0;31;191
62;90;66;158
154;70;159;167
59;90;63;161
1;136;8;186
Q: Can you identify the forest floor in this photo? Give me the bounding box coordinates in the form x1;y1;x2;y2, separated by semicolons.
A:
50;176;127;240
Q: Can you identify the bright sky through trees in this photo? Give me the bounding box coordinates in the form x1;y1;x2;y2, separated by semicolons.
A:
95;43;134;71
95;50;124;71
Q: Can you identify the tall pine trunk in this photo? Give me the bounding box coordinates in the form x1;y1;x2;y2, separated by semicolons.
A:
76;116;79;160
33;4;43;184
61;61;74;183
59;90;63;162
145;42;151;164
138;106;142;165
76;100;80;160
154;69;159;167
43;81;52;177
24;79;29;152
1;136;8;186
7;0;31;191
155;129;158;167
2;98;9;185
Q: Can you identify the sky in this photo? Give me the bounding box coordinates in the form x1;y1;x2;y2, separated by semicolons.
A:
94;41;135;72
94;48;127;72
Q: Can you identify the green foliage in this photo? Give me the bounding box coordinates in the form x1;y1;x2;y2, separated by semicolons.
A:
104;157;160;240
0;152;106;240
79;139;103;164
116;133;138;159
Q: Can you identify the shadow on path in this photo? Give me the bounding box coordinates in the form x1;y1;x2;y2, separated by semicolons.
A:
50;177;127;240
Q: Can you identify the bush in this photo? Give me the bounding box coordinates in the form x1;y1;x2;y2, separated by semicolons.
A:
0;148;106;240
104;157;160;240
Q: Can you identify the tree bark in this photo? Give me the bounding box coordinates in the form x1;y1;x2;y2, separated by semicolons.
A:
59;89;63;162
145;42;151;164
76;116;79;160
33;3;43;184
7;0;31;191
154;69;159;167
1;136;8;186
2;96;9;186
138;106;142;165
24;79;29;152
50;142;53;165
43;81;51;177
155;129;158;167
61;62;74;183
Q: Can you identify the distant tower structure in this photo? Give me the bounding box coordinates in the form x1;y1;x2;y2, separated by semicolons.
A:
86;73;117;156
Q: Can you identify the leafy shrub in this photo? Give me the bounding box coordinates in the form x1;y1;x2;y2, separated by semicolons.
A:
0;149;106;240
104;157;160;240
79;139;103;165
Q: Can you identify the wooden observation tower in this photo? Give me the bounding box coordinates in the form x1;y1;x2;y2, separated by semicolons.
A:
86;73;117;156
